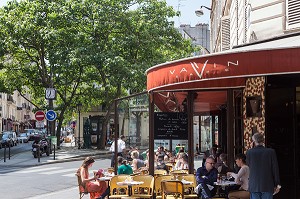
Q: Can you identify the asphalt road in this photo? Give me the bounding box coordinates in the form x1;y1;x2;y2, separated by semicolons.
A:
0;142;32;161
0;158;110;199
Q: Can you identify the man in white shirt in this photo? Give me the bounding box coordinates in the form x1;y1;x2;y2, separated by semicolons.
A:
110;135;126;167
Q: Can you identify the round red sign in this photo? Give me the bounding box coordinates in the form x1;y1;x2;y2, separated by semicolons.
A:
35;111;45;121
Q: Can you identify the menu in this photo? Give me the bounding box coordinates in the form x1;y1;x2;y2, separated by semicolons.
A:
154;112;188;140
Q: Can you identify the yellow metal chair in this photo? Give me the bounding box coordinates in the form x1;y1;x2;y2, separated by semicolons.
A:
154;169;168;176
109;175;130;198
161;180;184;199
161;179;198;199
154;175;173;199
179;174;198;198
131;175;154;198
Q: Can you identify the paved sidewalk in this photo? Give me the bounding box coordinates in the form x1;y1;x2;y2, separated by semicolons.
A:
0;143;111;167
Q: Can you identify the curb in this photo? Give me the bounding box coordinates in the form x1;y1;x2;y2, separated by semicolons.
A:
0;148;112;168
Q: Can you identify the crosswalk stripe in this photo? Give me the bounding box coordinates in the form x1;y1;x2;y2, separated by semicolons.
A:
61;170;94;177
39;168;77;175
15;167;61;174
62;173;77;177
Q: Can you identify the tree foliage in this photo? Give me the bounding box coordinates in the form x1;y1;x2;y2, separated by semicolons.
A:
0;0;195;148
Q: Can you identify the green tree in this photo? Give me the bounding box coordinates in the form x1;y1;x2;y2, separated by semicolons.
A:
0;0;195;148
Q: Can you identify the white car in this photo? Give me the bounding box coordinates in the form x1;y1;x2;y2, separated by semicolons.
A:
17;133;29;143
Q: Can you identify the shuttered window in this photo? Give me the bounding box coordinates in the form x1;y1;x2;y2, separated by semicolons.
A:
221;17;230;51
287;0;300;29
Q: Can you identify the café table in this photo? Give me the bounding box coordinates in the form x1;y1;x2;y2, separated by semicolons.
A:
214;180;237;197
181;179;193;185
98;174;114;196
117;180;144;196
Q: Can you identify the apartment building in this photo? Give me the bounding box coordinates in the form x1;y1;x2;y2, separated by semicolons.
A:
211;0;300;52
178;23;211;55
0;91;35;133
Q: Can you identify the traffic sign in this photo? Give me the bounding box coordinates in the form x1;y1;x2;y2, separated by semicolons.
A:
35;111;45;121
46;110;57;121
36;121;45;128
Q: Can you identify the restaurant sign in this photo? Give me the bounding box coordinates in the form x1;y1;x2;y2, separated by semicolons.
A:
154;112;188;140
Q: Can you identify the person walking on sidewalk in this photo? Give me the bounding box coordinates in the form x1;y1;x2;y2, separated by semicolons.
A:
109;135;126;167
246;132;281;199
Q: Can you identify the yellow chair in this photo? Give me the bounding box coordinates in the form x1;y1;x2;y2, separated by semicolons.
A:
180;174;198;198
109;175;130;198
154;175;173;199
161;180;184;199
131;175;154;198
154;169;168;176
161;179;198;199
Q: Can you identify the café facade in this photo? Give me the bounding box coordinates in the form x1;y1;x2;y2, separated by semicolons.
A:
146;36;300;198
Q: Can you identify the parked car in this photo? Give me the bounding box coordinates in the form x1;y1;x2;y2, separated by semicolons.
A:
0;132;14;148
17;133;29;143
24;129;37;141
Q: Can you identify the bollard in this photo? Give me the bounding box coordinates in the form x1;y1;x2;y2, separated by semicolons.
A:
4;145;6;162
8;144;11;160
38;145;40;163
49;139;52;154
53;145;56;160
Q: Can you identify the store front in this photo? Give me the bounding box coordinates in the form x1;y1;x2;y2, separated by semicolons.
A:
146;46;300;198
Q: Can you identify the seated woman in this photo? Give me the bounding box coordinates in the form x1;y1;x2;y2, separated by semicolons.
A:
227;153;250;199
217;153;232;175
174;152;189;170
131;150;145;173
78;157;109;199
117;156;133;175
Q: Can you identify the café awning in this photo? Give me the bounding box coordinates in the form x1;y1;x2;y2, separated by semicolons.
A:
146;46;300;112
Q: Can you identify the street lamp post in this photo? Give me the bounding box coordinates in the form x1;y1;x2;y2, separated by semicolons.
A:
77;103;82;149
195;5;211;17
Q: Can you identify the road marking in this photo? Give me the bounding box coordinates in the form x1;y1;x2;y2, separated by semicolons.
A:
15;167;61;173
39;168;77;175
62;170;95;177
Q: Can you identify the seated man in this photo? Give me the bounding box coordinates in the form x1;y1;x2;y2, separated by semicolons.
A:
196;157;218;199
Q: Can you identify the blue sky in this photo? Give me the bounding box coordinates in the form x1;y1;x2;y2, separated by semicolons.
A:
166;0;211;27
0;0;211;27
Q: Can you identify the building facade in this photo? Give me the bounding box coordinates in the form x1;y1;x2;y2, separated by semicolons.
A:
0;90;35;133
211;0;300;52
178;23;211;55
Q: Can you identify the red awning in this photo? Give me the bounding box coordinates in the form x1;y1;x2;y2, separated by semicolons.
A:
147;47;300;112
147;47;300;92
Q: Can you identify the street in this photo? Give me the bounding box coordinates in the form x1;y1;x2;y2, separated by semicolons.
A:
0;158;110;199
0;142;32;161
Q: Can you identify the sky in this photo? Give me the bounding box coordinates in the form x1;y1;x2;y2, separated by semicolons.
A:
0;0;211;27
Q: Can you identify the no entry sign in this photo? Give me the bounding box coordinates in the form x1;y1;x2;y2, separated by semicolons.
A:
35;110;45;121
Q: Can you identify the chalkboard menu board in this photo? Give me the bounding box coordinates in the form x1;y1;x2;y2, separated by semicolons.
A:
154;112;188;140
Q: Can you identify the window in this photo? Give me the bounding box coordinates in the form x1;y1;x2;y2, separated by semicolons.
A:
286;0;300;29
221;16;230;51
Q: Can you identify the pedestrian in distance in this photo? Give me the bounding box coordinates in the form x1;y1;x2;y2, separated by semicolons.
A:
109;135;126;167
246;132;281;199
